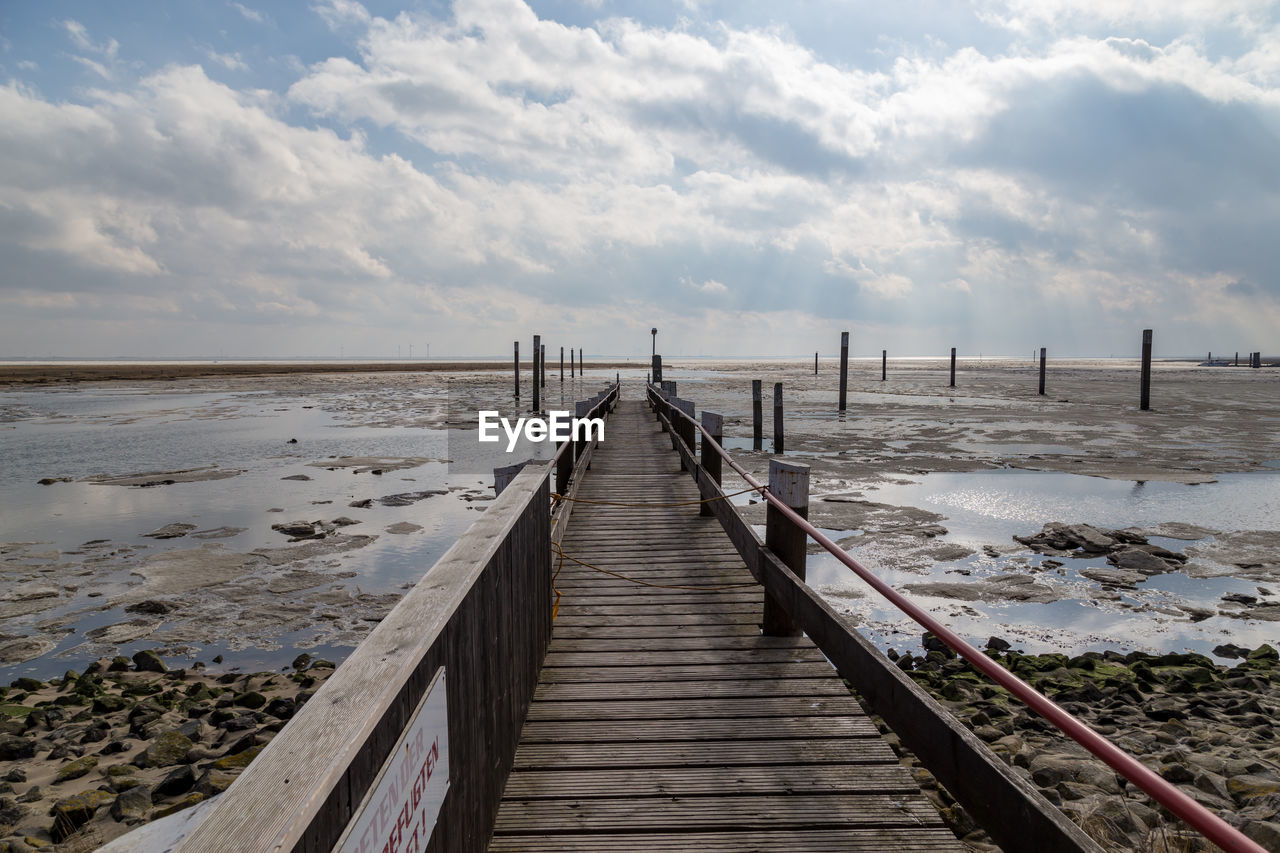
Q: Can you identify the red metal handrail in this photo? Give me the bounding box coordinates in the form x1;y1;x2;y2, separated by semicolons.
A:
651;384;1263;853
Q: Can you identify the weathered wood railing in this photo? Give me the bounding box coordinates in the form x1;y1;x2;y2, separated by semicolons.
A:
162;383;618;853
645;382;1103;853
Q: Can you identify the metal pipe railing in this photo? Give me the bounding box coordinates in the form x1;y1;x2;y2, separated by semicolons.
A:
650;383;1263;853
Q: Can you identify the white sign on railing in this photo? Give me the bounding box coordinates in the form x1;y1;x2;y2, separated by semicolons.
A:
335;668;450;853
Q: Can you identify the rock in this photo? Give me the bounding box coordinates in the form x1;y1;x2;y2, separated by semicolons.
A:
53;755;97;784
152;792;203;819
234;691;267;710
376;490;447;507
132;649;167;673
0;736;36;760
1230;775;1280;803
1248;644;1278;663
110;784;152;822
17;786;41;804
985;636;1011;652
210;744;263;771
92;694;127;714
49;790;112;841
280;474;312;481
4;770;24;783
0;798;27;827
291;653;312;671
1080;566;1145;588
270;520;317;537
1244;821;1280;850
142;523;197;540
1107;547;1175;575
125;599;176;615
152;764;196;800
348;498;373;508
329;517;360;527
133;730;194;768
37;477;71;485
194;768;237;797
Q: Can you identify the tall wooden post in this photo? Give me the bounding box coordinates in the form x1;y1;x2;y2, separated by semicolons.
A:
555;433;573;496
1038;347;1046;396
513;341;519;398
579;349;583;374
560;347;564;381
540;344;546;388
1140;329;1153;411
763;459;809;636
700;411;723;518
949;347;957;388
532;335;540;412
838;331;849;412
773;382;784;454
881;350;886;382
570;348;575;378
752;380;763;451
652;354;662;384
814;352;818;375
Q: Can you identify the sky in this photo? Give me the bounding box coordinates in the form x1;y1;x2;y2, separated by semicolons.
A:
1;1;1278;359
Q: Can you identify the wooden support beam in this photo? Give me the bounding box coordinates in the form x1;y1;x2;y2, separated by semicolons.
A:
763;459;808;636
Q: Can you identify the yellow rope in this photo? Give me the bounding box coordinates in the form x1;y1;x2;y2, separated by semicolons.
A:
551;543;757;593
549;485;762;508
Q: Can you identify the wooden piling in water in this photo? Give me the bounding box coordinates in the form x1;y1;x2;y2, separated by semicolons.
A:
540;344;546;388
773;382;784;454
814;352;818;374
838;331;849;412
570;348;575;378
949;347;956;388
762;458;809;636
514;341;520;398
532;335;540;412
560;346;564;381
699;411;723;518
579;348;583;374
752;379;763;451
1038;347;1046;396
1236;352;1240;366
1140;329;1153;411
882;349;886;382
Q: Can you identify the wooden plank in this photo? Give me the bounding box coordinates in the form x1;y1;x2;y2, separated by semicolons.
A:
539;662;836;682
547;635;812;652
500;764;919;799
533;677;851;701
490;829;965;852
513;738;899;770
526;696;866;722
542;648;825;667
517;715;878;742
493;793;946;833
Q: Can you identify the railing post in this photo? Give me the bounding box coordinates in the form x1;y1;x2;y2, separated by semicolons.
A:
838;331;849;412
1038;347;1047;396
763;459;809;636
555;438;572;497
574;400;588;464
493;461;529;496
532;335;540;412
699;411;723;517
674;399;695;470
773;382;784;454
1140;329;1153;410
752;379;762;451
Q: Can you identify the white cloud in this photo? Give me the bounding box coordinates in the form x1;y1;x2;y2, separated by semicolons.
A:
682;276;728;294
204;49;249;71
231;2;266;23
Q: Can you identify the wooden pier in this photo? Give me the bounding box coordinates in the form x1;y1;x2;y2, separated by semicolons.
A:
488;401;964;851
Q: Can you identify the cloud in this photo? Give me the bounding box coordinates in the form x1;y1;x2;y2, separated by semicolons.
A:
2;1;1278;356
231;2;266;23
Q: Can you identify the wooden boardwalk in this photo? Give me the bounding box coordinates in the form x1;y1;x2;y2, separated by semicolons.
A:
488;399;965;851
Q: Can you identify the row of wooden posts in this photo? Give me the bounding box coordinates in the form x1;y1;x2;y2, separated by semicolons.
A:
515;338;589;411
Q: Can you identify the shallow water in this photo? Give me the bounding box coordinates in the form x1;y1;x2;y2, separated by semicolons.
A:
808;468;1280;661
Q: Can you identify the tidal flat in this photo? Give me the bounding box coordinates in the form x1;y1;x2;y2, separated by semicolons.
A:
0;358;1277;849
